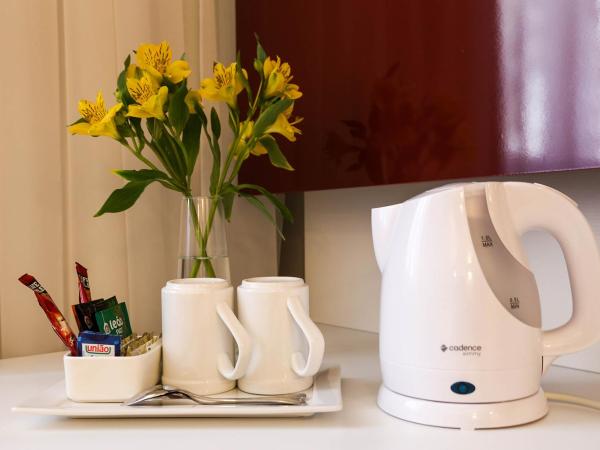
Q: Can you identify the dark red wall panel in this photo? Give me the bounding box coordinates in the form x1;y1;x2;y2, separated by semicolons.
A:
237;0;600;192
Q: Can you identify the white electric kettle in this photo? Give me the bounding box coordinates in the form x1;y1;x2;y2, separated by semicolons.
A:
372;181;600;429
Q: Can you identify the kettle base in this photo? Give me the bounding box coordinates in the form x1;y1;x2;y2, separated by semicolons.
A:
377;385;548;430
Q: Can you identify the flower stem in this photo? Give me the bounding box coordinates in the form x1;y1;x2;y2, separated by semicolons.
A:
187;197;217;278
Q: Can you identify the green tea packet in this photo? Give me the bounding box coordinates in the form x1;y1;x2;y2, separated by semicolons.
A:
94;302;132;337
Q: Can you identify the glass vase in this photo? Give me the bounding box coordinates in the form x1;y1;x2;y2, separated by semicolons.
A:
178;196;231;280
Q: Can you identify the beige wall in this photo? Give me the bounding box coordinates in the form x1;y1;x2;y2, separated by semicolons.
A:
305;169;600;373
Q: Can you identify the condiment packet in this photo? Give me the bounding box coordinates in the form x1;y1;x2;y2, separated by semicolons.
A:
122;332;159;356
71;297;117;333
94;302;132;337
75;262;92;304
77;331;121;357
19;274;78;356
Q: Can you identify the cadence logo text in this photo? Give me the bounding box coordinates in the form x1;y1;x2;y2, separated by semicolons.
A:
440;344;483;356
447;344;482;352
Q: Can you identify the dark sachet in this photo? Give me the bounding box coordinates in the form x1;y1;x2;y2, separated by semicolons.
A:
75;262;92;304
19;274;78;356
71;296;118;332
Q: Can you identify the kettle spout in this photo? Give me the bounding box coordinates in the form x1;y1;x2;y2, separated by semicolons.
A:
371;203;403;272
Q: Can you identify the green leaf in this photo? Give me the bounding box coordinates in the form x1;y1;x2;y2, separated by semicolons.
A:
147;118;162;140
204;108;221;195
207;125;221;196
94;180;153;216
195;103;207;125
168;83;189;135
209;139;221;196
237;183;293;223
116;123;135;137
240;193;284;239
182;114;201;177
160;132;187;178
116;68;134;106
130;118;146;151
221;185;236;221
255;33;267;63
145;119;182;179
253;34;266;76
236;51;252;97
113;169;169;182
253;59;263;75
228;110;238;134
114;113;127;125
253;98;293;137
130;117;143;134
123;54;131;69
210;107;221;140
259;136;294;171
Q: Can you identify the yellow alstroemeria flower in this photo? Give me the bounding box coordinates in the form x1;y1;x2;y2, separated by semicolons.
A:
251;141;268;156
237;121;266;156
264;105;303;142
185;89;202;113
126;74;168;120
200;62;246;107
244;106;302;156
126;63;140;79
68;91;123;139
136;41;191;84
263;56;302;100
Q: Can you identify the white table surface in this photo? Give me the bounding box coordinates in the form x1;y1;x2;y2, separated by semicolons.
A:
1;324;600;450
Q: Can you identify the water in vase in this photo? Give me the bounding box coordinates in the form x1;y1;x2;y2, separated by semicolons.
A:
178;256;231;281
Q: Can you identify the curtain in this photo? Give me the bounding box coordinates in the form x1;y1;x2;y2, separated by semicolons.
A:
0;0;279;358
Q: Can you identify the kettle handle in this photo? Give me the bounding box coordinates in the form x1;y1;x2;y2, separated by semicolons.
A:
494;182;600;357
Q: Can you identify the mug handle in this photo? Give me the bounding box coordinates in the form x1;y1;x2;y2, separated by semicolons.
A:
216;301;252;380
287;296;325;377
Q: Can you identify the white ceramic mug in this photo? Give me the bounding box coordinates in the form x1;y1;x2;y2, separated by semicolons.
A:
237;277;325;395
161;278;252;395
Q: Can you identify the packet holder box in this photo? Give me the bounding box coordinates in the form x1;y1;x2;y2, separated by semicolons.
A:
63;340;161;402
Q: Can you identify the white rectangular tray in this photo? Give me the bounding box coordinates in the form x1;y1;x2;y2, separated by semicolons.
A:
13;366;342;418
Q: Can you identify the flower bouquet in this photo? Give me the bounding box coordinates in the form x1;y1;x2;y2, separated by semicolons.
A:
68;38;302;278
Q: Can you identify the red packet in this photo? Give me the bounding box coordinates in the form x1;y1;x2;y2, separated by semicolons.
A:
19;274;78;356
75;262;92;304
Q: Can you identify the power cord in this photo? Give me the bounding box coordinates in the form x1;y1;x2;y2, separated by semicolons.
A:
546;392;600;411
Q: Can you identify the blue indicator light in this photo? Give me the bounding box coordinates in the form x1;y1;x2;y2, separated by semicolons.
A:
451;381;475;395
